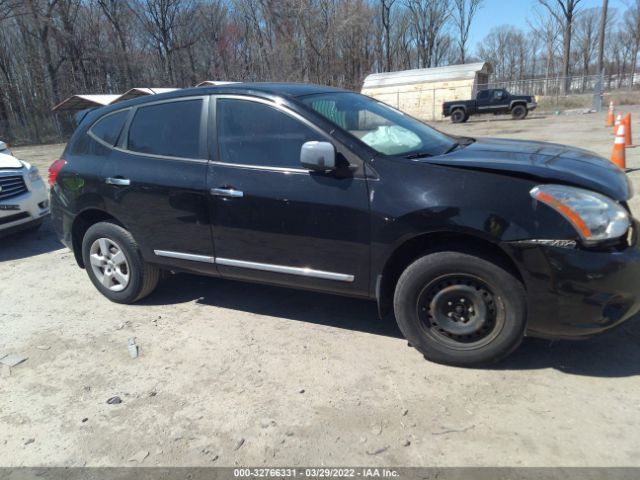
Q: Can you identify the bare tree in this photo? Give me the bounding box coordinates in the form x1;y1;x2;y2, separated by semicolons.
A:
380;0;397;71
130;0;201;84
98;0;135;84
537;0;583;94
529;4;562;94
452;0;482;64
574;7;599;89
625;0;640;90
404;0;451;68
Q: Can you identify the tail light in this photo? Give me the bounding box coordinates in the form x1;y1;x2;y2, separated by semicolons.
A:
48;158;66;186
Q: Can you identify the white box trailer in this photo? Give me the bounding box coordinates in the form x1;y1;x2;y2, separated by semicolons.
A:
361;62;492;122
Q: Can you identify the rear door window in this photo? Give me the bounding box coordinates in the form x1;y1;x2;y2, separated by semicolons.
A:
127;99;203;159
90;110;129;146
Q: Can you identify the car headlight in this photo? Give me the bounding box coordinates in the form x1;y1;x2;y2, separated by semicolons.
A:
28;166;40;183
530;184;630;245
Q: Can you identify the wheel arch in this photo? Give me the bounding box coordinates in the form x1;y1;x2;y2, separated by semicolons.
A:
450;105;467;113
71;208;124;268
375;231;525;319
510;100;527;110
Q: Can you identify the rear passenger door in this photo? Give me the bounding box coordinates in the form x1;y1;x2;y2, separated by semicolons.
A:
207;96;371;297
100;96;216;274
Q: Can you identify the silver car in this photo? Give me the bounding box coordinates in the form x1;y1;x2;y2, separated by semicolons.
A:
0;152;49;235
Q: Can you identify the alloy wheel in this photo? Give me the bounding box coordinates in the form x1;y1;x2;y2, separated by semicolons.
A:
89;237;130;292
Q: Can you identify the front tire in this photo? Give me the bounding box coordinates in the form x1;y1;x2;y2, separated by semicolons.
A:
394;251;526;367
511;105;527;120
82;221;160;304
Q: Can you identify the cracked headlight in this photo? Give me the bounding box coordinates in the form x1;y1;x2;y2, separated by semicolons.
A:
531;184;630;245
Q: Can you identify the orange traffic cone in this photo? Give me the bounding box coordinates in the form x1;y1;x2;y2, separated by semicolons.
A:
613;113;622;135
611;124;627;169
606;101;615;127
623;113;633;147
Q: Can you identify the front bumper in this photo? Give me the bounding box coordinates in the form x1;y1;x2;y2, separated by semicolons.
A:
0;176;49;236
505;224;640;339
527;102;538;111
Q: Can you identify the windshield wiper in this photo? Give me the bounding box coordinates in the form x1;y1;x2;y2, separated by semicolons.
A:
404;152;434;159
443;142;461;155
442;137;475;155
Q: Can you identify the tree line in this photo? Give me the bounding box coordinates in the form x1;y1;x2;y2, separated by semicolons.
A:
0;0;639;144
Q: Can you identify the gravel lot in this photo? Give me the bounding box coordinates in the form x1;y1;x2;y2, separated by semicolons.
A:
2;108;640;467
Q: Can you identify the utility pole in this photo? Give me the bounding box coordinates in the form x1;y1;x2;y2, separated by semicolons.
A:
597;0;608;74
593;0;608;112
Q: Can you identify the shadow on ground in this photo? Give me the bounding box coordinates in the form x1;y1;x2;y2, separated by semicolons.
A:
142;273;640;378
140;272;402;339
496;320;640;378
0;217;63;262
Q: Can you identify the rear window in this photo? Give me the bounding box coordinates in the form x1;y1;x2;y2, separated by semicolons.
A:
127;99;203;159
89;110;128;146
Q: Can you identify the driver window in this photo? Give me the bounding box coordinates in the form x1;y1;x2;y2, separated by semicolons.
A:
307;98;391;138
493;90;505;101
306;99;422;155
216;98;323;169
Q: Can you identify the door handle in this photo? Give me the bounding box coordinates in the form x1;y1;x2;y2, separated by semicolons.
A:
105;177;131;186
210;187;243;198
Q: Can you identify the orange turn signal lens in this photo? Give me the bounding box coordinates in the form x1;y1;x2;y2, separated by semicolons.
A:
533;190;593;239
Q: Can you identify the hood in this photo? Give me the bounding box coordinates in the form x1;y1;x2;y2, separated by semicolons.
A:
0;152;23;170
425;137;632;202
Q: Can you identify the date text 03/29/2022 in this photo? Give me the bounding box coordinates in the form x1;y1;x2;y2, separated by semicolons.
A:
233;467;400;478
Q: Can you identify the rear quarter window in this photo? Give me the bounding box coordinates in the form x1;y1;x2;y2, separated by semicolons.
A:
89;110;129;146
127;99;203;159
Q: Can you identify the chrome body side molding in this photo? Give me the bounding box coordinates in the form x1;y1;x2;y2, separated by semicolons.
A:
216;257;355;282
153;250;216;263
152;250;354;282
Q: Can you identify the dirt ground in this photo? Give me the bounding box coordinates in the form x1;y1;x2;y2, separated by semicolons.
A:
2;107;640;468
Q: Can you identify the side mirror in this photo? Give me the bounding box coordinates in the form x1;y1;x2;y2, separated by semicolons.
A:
300;141;335;171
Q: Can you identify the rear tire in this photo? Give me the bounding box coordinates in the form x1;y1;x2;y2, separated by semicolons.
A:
82;221;160;304
451;109;466;123
393;251;526;367
511;105;527;120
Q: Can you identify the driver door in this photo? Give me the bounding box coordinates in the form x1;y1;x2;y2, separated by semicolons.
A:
207;96;371;297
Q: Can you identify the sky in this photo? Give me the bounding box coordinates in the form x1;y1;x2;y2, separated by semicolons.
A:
468;0;628;53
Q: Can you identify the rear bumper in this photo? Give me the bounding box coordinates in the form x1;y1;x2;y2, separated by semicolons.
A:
505;226;640;339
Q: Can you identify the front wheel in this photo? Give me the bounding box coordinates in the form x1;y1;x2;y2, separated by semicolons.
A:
82;221;160;304
394;251;526;367
511;105;528;120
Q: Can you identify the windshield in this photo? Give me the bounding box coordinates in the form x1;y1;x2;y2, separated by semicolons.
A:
300;92;455;157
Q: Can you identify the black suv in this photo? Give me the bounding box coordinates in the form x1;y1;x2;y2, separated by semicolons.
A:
50;83;640;367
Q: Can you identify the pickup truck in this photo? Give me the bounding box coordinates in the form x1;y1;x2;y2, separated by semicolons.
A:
442;88;537;123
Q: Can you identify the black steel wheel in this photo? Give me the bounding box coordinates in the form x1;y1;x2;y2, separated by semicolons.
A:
417;274;503;350
394;250;526;367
